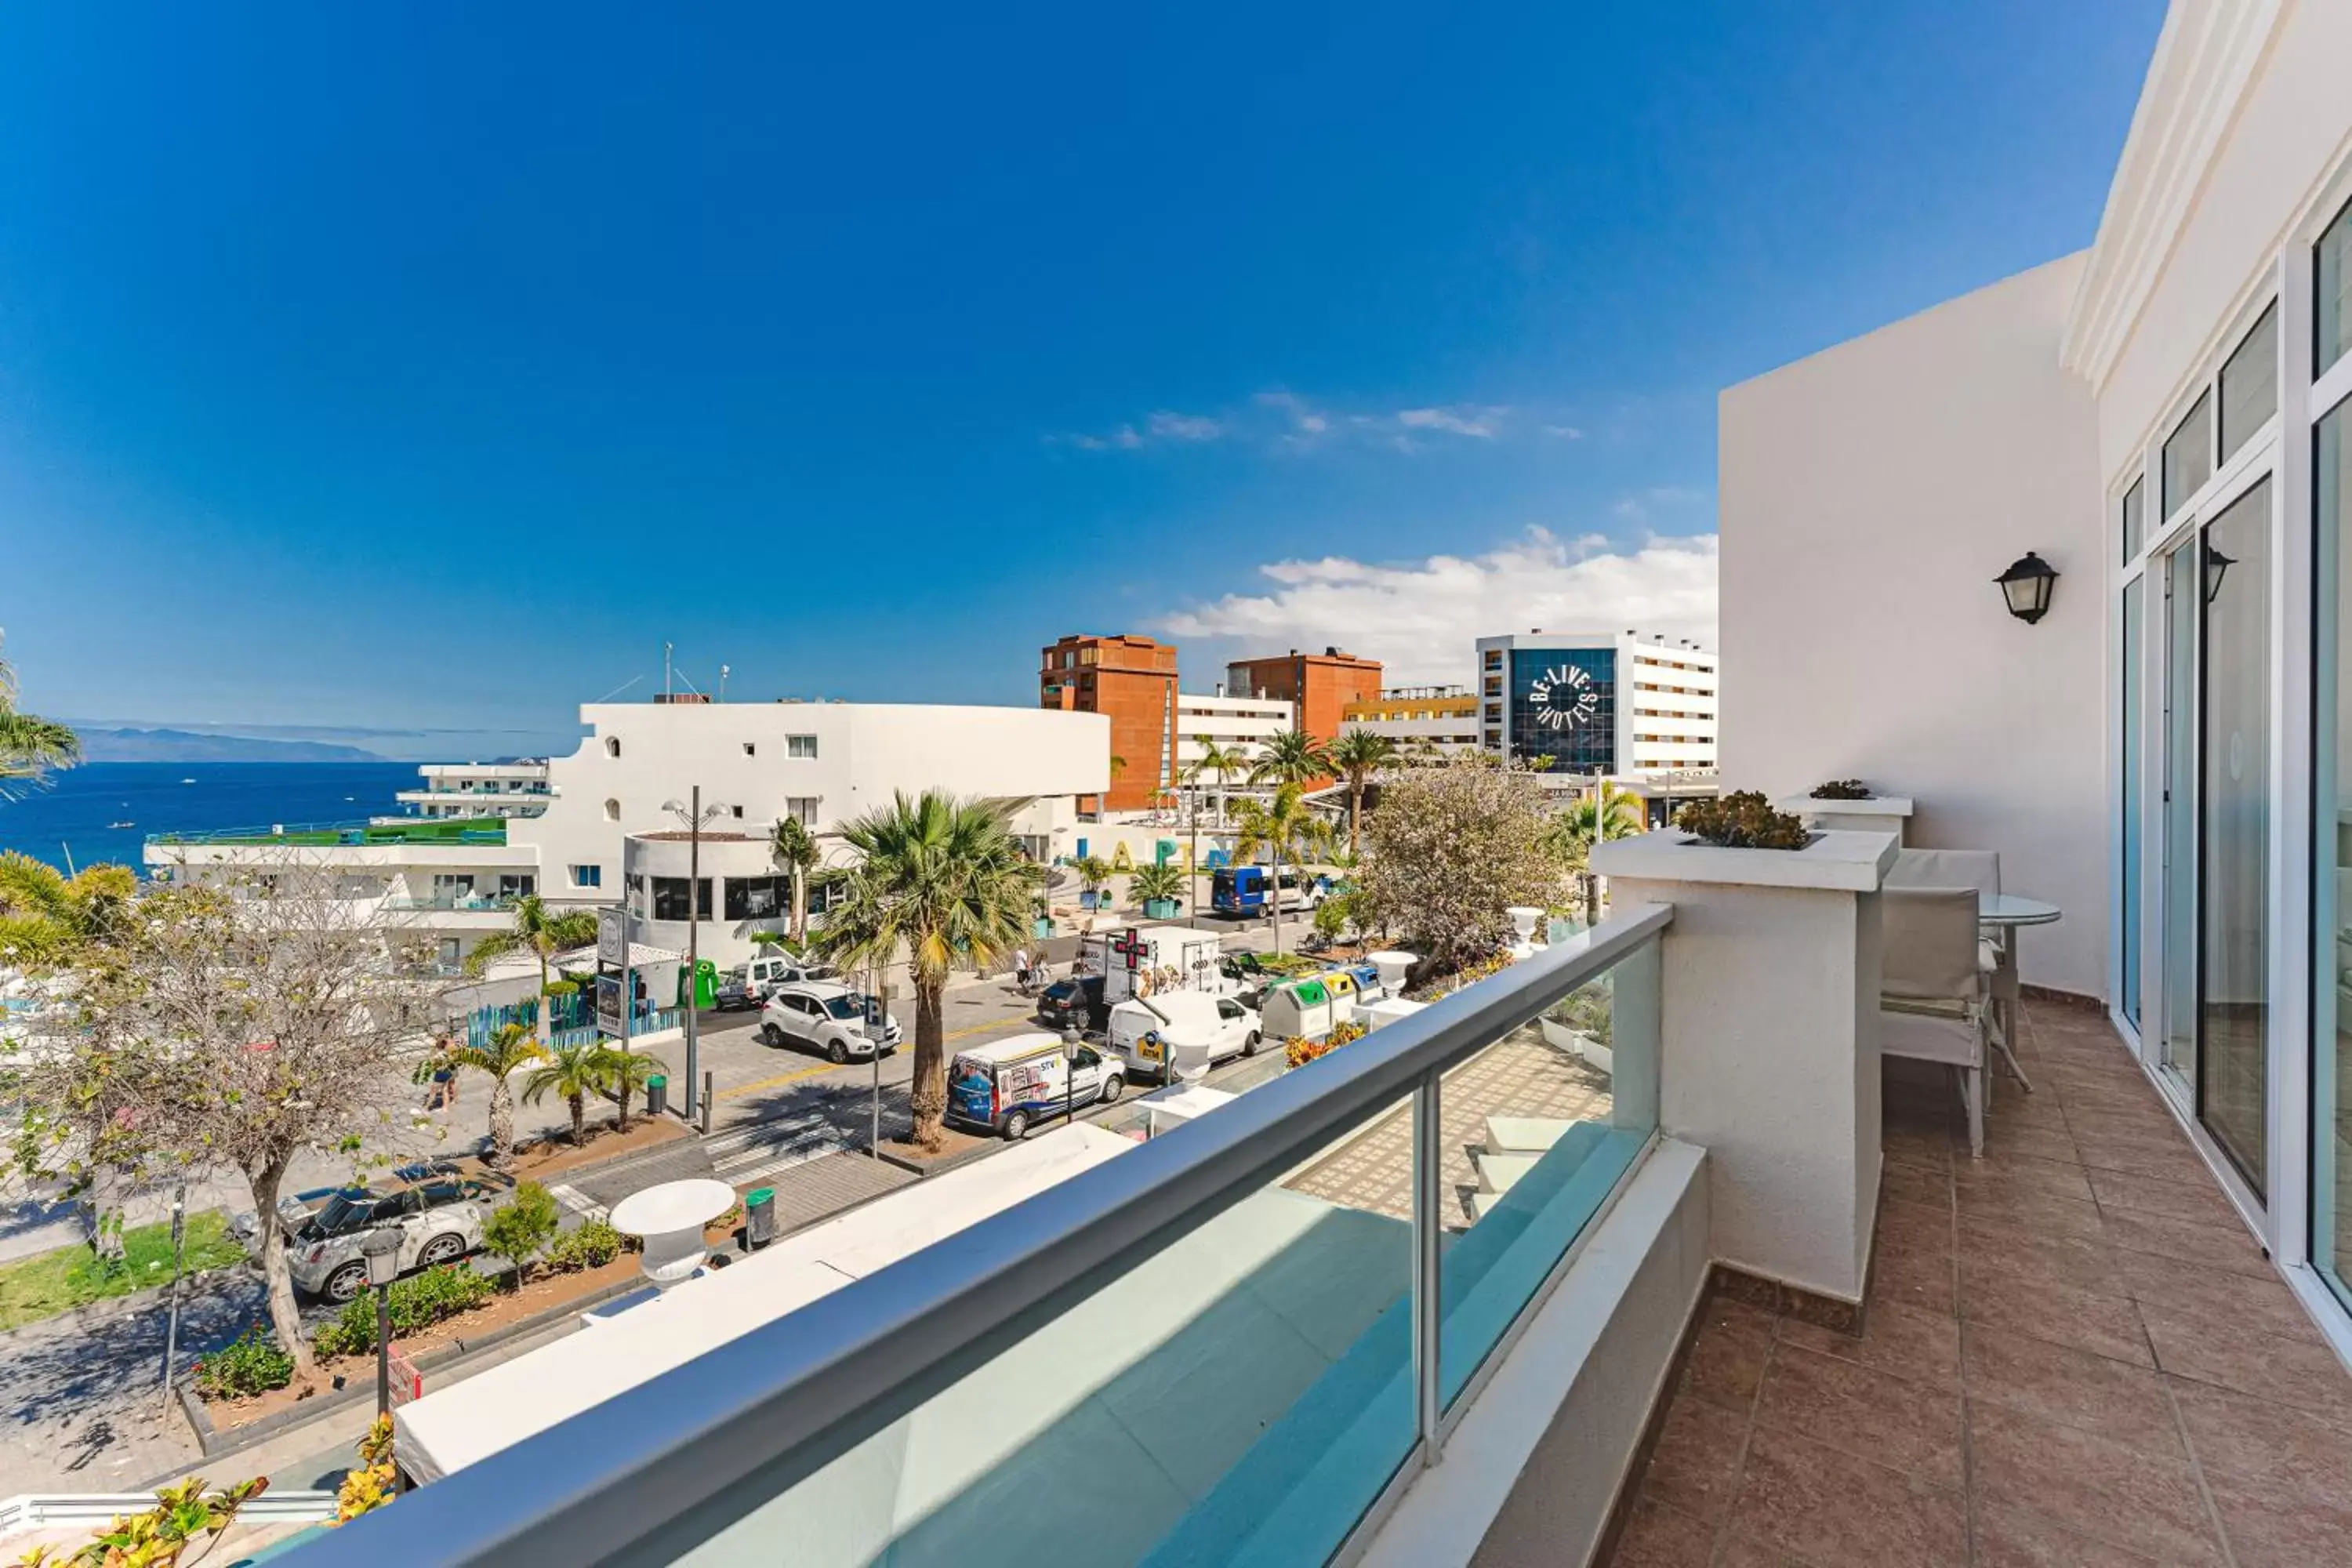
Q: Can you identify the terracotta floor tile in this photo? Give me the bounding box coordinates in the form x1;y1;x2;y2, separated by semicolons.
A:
2143;1306;2352;1425
1964;1123;2082;1167
1874;1197;1955;1254
1960;1323;2183;1457
1958;1266;2152;1366
1640;1393;1751;1523
1869;1233;1956;1316
2113;1250;2313;1338
1965;1400;2223;1565
2097;1207;2273;1279
1726;1426;1964;1568
1682;1302;1775;1414
1952;1181;2107;1241
1715;1535;1813;1568
1777;1298;1959;1388
2085;1167;2242;1227
1969;1503;2174;1567
2061;1104;2181;1143
2072;1134;2215;1185
1883;1131;1954;1175
2203;1465;2352;1568
1608;1495;1720;1567
2168;1373;2352;1496
1949;1152;2094;1203
1881;1160;1951;1210
1752;1341;1964;1487
1958;1223;2125;1301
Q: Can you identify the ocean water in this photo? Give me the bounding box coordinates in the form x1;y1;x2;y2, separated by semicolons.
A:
0;761;422;873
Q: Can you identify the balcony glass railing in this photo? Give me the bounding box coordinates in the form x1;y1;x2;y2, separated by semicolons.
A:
314;906;1668;1568
147;819;510;848
383;892;526;913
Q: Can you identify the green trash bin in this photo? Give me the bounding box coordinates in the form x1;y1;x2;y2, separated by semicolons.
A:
746;1185;777;1249
645;1073;669;1118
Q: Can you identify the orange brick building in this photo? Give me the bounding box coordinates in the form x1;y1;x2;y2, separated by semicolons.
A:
1040;633;1178;811
1224;648;1385;746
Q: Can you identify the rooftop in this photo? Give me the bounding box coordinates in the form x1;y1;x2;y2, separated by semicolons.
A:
146;818;509;848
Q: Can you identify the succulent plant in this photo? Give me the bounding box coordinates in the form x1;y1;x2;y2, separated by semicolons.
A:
1675;791;1811;851
1809;779;1872;800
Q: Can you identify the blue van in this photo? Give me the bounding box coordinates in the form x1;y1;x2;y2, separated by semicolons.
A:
1210;866;1328;917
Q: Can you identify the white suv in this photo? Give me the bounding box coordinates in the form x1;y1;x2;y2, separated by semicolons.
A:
760;981;902;1064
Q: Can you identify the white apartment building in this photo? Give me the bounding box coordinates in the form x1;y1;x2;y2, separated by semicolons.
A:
147;699;1109;971
1339;687;1480;755
1473;629;1719;779
1171;689;1293;780
392;760;554;820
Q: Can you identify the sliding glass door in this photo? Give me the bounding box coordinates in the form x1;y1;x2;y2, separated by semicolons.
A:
2314;395;2352;1298
2198;478;2272;1194
2160;543;2201;1094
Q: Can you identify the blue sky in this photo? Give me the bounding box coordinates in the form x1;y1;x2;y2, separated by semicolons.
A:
0;2;2163;754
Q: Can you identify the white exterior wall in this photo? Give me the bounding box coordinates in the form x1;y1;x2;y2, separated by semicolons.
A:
517;702;1109;909
1345;710;1480;750
1172;691;1292;772
1719;256;2105;996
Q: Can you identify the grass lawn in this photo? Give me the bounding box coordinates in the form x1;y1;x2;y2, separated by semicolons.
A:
0;1210;247;1332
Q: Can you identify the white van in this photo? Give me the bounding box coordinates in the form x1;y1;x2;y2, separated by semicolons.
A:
1108;992;1263;1083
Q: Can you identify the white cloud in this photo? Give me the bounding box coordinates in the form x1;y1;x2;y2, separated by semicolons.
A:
1610;485;1706;522
1543;424;1584;440
1156;528;1718;685
1147;411;1225;441
1396;405;1508;438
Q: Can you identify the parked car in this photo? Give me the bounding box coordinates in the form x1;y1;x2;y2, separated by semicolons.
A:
278;1169;496;1304
712;969;759;1011
760;981;902;1063
721;955;840;1008
1036;974;1109;1033
946;1033;1124;1140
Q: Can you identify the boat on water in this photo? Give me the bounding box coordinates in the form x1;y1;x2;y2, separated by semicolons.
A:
180;777;195;784
107;820;135;829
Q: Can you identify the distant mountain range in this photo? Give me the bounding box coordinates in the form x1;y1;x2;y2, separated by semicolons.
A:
74;728;386;763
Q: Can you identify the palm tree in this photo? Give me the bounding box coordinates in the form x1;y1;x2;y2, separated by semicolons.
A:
432;1022;546;1170
1326;728;1399;858
1129;861;1185;909
1250;728;1332;789
815;791;1039;1149
465;895;600;1040
0;854;133;971
1183;740;1247;828
1073;855;1112;911
0;633;78;796
770;815;821;942
1552;783;1646;926
1229;782;1334;956
597;1044;669;1132
521;1040;608;1148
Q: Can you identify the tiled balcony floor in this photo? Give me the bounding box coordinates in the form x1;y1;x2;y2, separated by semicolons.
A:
1606;1000;2352;1568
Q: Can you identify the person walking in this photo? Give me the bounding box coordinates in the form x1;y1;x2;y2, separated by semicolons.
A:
1012;946;1031;996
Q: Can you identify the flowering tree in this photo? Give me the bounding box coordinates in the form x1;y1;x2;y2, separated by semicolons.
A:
6;858;453;1370
1358;758;1568;975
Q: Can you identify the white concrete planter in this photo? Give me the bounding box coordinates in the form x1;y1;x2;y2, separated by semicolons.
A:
1591;827;1900;892
1776;793;1915;845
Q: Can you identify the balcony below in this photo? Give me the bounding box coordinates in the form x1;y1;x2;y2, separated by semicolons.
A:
1591;1000;2352;1567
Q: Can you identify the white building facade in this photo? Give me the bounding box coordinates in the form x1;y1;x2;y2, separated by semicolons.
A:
1473;630;1719;780
1171;690;1293;779
147;700;1109;971
393;760;554;820
1340;687;1481;756
1720;2;2352;1360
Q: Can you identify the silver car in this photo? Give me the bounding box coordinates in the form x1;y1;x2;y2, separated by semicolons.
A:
759;981;902;1064
281;1172;493;1304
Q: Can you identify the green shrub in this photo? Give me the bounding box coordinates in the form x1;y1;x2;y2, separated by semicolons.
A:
546;1218;623;1273
194;1322;296;1399
311;1265;496;1359
481;1181;561;1283
1808;779;1871;800
1675;791;1810;851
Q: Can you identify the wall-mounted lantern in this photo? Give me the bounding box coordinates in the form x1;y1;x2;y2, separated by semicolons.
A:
2204;547;2236;604
1994;552;2059;625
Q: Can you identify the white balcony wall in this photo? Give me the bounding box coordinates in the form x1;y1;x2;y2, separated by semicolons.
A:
1719;256;2106;996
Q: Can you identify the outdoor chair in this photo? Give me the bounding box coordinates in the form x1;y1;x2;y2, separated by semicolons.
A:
1879;886;1991;1158
1886;847;2029;1091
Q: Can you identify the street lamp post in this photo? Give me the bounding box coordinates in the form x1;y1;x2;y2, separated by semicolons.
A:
358;1229;403;1418
662;788;730;1124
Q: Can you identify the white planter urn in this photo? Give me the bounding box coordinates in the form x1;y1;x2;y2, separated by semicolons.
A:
1367;950;1415;994
1505;906;1544;958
